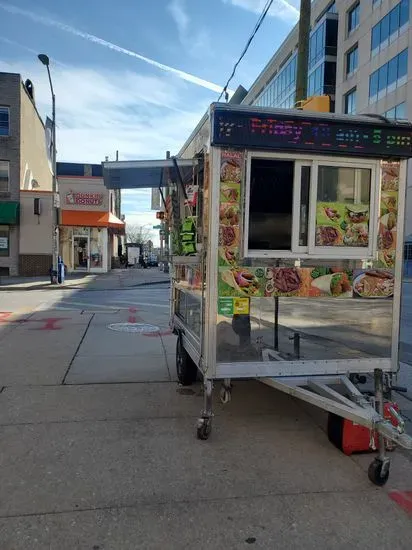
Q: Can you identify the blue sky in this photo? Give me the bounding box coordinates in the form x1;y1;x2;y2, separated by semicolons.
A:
0;0;298;241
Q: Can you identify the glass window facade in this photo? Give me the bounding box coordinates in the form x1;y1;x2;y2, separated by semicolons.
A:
384;102;407;120
344;88;357;114
0;107;9;136
348;2;360;34
346;45;358;75
369;49;408;103
309;19;338;70
254;54;297;109
371;0;409;56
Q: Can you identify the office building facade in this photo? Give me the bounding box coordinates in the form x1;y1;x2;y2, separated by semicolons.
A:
242;0;411;235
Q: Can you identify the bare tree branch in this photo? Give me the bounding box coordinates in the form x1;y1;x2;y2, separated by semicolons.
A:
126;224;152;244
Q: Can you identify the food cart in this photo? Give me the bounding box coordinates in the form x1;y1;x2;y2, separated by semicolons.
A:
170;102;412;486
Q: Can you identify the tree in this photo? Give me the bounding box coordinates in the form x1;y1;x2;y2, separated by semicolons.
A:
126;224;152;244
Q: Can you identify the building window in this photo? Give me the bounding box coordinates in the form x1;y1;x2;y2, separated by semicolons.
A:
369;49;408;104
255;54;297;109
348;2;360;35
344;88;357;114
385;102;407;120
346;45;358;76
0;107;9;136
0;225;10;257
0;160;9;192
371;0;409;57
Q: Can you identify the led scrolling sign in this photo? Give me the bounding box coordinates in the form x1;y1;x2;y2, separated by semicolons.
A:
211;109;412;158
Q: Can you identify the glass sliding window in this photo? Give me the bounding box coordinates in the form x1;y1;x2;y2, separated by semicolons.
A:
248;159;294;251
316;166;371;248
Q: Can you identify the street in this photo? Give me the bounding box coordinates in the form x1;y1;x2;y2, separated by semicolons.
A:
1;271;412;549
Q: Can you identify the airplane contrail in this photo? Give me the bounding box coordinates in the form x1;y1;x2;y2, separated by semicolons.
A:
0;3;228;94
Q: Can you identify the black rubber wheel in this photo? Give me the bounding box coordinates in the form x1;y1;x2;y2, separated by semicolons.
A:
176;335;197;386
197;418;212;440
368;458;390;486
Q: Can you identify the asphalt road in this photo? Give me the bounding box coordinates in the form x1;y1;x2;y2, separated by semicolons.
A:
1;281;411;396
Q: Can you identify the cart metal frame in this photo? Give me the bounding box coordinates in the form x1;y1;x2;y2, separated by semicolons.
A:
169;104;412;485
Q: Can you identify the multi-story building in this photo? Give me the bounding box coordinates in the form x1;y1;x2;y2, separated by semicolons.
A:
57;162;125;273
0;72;54;276
242;0;412;234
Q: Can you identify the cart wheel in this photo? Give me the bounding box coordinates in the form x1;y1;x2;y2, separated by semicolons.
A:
176;335;197;386
368;458;390;486
220;385;231;404
197;417;212;440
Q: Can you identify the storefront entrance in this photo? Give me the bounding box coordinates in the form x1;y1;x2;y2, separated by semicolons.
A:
60;226;107;273
73;236;89;270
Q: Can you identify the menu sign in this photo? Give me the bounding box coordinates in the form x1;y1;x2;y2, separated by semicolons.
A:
211;107;412;158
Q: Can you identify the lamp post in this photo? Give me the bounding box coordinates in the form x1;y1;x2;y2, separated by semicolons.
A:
38;53;59;280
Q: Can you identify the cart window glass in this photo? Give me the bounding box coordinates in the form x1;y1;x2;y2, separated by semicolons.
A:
299;166;311;247
248;159;294;251
316;166;371;248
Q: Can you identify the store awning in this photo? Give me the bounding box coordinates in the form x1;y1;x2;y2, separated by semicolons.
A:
0;201;19;224
97;212;125;228
61;210;125;228
102;158;198;190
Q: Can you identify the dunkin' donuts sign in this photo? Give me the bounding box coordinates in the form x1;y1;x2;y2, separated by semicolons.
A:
65;190;103;206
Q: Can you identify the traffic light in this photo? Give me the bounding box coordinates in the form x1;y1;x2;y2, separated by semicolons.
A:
156;211;165;220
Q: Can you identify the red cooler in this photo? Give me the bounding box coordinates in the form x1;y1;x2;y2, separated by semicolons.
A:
328;402;400;456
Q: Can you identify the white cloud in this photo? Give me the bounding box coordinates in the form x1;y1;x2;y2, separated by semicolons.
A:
0;59;206;244
224;0;300;22
0;60;206;162
168;0;212;58
0;2;224;93
168;0;189;36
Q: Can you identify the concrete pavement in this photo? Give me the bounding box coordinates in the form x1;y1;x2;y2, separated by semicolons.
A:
1;272;412;549
0;266;170;291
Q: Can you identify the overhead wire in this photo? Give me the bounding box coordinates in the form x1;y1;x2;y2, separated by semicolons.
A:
218;0;274;102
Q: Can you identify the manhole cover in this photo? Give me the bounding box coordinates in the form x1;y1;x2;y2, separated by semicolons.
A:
107;323;160;333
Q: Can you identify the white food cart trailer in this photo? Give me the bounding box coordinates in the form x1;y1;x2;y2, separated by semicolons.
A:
169;103;412;486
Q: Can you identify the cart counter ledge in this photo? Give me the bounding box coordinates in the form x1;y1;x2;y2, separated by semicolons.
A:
102;103;412;486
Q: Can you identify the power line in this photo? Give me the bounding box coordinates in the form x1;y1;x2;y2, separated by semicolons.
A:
218;0;274;102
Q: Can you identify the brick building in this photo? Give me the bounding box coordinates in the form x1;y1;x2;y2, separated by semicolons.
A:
0;72;53;276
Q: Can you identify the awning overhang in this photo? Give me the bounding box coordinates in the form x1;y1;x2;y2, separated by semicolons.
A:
102;158;198;190
61;210;125;228
0;201;20;224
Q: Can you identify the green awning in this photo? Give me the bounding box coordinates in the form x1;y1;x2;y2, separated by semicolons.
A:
0;201;19;224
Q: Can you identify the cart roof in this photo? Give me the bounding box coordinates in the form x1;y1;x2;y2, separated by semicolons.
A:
103;158;197;190
210;103;412;159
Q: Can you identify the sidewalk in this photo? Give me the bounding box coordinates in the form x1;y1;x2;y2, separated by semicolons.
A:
1;290;412;548
0;267;170;291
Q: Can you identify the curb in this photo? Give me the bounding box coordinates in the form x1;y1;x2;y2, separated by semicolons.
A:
0;279;171;292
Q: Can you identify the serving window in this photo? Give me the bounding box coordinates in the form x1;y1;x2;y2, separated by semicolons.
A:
243;152;379;259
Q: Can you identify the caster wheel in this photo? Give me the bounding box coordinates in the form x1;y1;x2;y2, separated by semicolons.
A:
220;385;231;404
176;335;197;386
368;458;390;486
197;417;212;440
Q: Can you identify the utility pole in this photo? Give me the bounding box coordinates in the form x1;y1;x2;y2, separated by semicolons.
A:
295;0;311;105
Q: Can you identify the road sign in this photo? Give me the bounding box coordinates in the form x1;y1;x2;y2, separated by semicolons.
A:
153;225;162;229
159;230;165;236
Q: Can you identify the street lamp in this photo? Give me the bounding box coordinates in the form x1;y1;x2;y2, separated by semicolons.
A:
38;53;59;280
